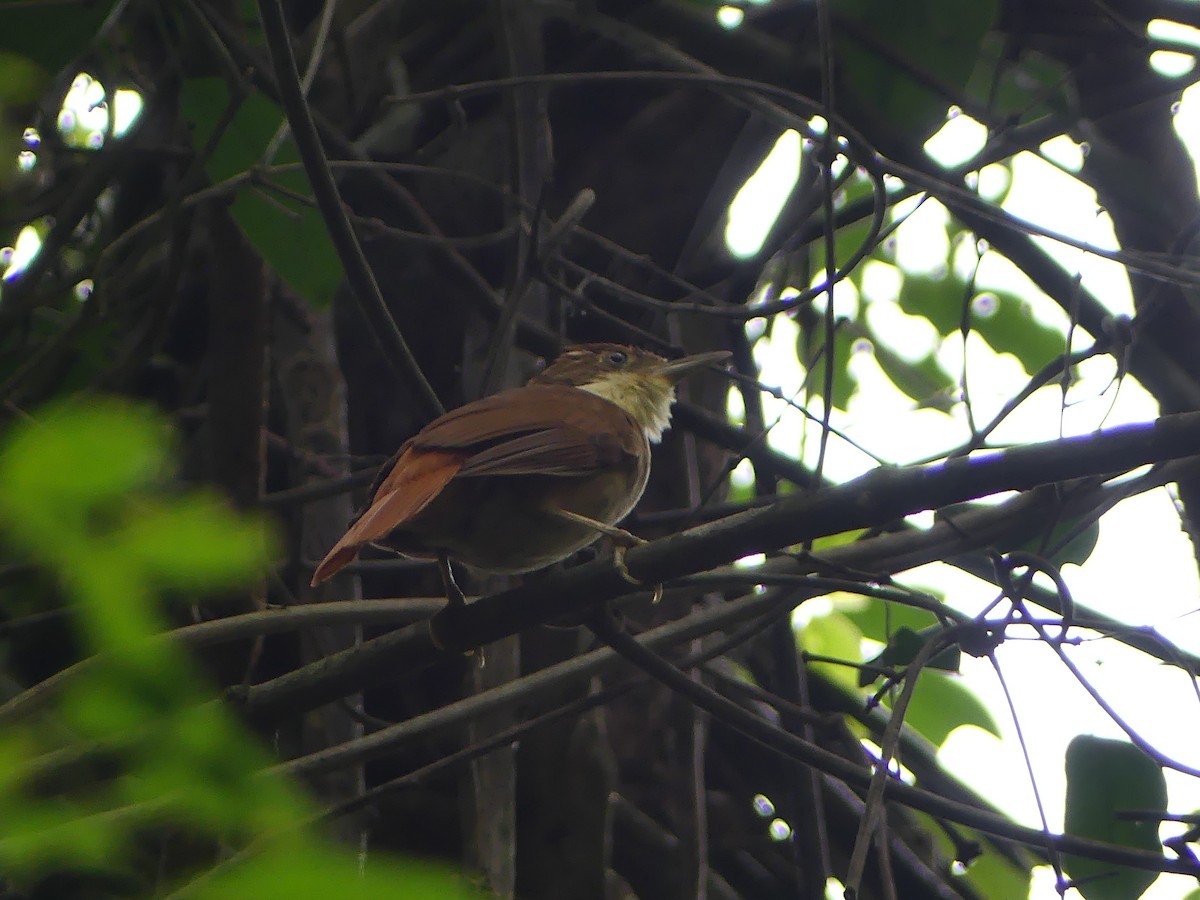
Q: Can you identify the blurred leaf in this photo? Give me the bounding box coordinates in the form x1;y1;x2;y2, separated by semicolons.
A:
798;326;857;411
898;272;1065;375
959;841;1034;900
915;809;1033;899
898;271;964;336
0;399;329;884
1021;517;1100;568
197;846;486;899
0;50;44;109
119;495;273;588
834;0;998;148
889;670;999;745
871;339;957;410
970;289;1065;374
811;527;869;553
0;400;167;511
180;77;341;307
860;625;961;686
843;596;939;645
799;611;863;693
942;499;1099;567
0;793;125;873
727;473;756;506
1063;736;1166;900
0;2;116;75
810;172;878;272
965;38;1075;126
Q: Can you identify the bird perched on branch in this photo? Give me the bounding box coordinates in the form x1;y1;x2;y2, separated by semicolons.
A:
310;343;730;606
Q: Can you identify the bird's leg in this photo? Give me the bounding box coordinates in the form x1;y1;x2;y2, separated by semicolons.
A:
548;508;662;603
550;507;644;546
430;551;472;655
437;551;467;608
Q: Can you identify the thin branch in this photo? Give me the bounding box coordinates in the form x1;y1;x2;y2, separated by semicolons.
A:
199;414;1200;723
584;606;1199;876
255;0;443;419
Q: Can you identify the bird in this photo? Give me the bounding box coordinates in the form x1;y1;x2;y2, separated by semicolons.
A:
310;343;730;606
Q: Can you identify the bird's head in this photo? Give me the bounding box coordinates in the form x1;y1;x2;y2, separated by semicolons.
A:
532;343;730;442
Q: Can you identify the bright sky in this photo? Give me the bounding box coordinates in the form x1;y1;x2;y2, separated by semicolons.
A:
724;30;1200;900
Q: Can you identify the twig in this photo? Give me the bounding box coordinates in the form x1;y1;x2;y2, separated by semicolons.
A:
255;0;443;420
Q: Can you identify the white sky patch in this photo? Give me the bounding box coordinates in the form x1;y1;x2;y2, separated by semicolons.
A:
1151;51;1196;78
716;5;744;29
1149;18;1200;47
1000;151;1134;318
845;358;961;465
730;456;755;488
1172;81;1200;191
858;259;903;304
111;89;144;138
58;73;144;149
891;196;951;275
1149;18;1200;77
924;108;988;168
978;162;1011;200
2;224;42;282
725;130;801;257
863;297;938;362
808;270;860;320
1038;134;1084;172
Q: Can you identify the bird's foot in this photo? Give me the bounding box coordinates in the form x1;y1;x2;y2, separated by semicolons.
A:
612;542;663;604
431;552;475;654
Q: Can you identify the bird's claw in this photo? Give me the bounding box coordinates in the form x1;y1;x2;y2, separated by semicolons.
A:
612;543;663;604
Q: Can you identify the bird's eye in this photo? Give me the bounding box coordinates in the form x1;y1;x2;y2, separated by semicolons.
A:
606;350;628;366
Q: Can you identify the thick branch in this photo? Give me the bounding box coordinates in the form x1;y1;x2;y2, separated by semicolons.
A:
231;415;1200;721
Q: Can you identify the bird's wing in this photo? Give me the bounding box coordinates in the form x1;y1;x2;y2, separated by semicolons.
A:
456;427;630;476
412;384;643;477
310;385;642;586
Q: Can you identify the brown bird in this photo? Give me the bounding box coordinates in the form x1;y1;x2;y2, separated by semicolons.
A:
310;343;730;605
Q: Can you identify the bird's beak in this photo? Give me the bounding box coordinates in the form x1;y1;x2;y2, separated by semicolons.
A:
655;350;732;383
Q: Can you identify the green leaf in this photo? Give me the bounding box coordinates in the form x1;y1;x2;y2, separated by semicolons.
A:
859;625;960;686
942;499;1099;568
118;495;273;589
833;0;998;150
897;272;1066;376
0;400;167;511
180;77;342;307
810;528;870;553
0;50;44;110
810;172;879;273
1022;517;1100;568
897;272;965;336
958;840;1033;900
871;340;957;410
798;326;857;411
1063;736;1166;900
914;809;1033;898
969;288;1065;375
890;670;999;745
843;596;939;645
196;846;485;899
799;611;864;694
965;38;1076;127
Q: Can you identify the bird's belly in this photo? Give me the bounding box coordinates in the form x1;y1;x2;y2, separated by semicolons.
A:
380;469;646;573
